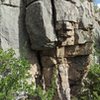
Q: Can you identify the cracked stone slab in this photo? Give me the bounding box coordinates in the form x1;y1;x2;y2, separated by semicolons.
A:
26;1;57;50
57;43;92;58
65;43;92;57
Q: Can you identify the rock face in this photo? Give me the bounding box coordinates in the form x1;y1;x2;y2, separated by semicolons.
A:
26;1;57;50
0;3;20;56
0;0;100;100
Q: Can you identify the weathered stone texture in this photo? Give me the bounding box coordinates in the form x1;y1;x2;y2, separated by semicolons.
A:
0;0;100;100
0;5;20;56
0;0;21;6
26;1;57;50
68;55;90;95
54;0;79;22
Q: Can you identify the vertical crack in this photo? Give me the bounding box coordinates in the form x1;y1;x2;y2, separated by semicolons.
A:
36;51;43;84
51;0;56;32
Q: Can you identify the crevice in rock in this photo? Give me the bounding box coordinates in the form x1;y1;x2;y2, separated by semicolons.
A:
36;51;43;82
1;3;19;7
66;0;76;4
51;0;57;35
51;0;62;47
0;34;9;42
37;51;43;71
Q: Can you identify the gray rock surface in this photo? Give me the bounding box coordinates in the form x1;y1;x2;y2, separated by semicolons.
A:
0;0;21;6
26;1;57;50
0;0;100;100
75;29;93;44
0;5;20;56
54;0;79;22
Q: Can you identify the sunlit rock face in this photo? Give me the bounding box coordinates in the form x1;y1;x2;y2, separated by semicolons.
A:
0;0;99;99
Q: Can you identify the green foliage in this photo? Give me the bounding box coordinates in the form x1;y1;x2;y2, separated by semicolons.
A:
78;64;100;100
80;0;84;3
0;49;30;100
0;49;57;100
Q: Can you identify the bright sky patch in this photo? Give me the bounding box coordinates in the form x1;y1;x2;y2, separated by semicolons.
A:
97;3;100;8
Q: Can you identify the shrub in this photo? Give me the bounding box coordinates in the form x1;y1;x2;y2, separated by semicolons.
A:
78;64;100;100
0;49;30;100
0;49;57;100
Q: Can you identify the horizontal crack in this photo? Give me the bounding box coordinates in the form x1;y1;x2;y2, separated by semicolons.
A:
1;3;19;7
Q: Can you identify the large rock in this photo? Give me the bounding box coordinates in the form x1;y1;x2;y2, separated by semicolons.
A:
0;5;20;56
26;1;57;50
54;0;79;22
0;0;99;99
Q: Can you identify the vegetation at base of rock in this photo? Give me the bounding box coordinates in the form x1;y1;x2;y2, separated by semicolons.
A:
0;49;57;100
78;64;100;100
0;49;30;100
77;37;100;100
27;66;57;100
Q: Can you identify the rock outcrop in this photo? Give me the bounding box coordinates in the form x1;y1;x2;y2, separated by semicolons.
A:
0;0;100;100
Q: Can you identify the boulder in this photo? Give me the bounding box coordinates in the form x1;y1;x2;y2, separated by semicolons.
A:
26;1;57;50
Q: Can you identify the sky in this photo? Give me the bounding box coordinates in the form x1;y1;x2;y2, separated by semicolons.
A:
95;0;100;4
95;0;100;8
